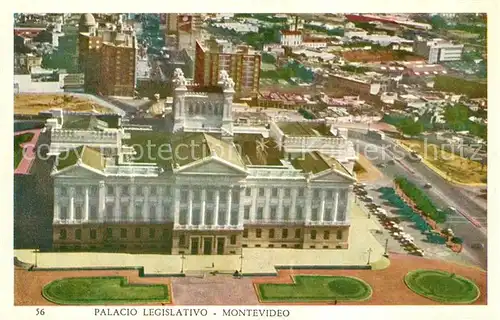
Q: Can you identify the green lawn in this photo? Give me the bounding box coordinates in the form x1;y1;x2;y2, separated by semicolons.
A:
404;270;480;304
14;132;34;169
258;275;372;302
42;277;170;305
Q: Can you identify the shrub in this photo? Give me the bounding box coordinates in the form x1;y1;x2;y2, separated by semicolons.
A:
451;237;464;244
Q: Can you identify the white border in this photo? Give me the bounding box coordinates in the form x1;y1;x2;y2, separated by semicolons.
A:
2;1;498;319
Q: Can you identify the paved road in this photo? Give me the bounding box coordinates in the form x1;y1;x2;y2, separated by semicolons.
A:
353;138;487;270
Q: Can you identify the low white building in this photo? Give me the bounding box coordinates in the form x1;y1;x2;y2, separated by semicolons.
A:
413;39;464;64
280;30;303;47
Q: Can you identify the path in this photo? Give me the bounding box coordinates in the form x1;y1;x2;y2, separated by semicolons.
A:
15;253;486;306
171;276;259;305
14;129;42;175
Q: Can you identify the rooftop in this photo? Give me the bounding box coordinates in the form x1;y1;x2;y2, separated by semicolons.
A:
277;122;334;137
56;145;105;171
124;131;245;170
291;151;351;175
61;115;120;130
233;134;283;166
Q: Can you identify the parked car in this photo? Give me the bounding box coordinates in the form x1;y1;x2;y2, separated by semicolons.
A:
378;163;387;168
470;243;485;249
423;183;432;189
388;159;395;165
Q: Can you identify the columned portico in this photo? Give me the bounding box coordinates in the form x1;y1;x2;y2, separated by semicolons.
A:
225;188;232;226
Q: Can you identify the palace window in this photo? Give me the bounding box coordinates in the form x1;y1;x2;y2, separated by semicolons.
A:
270;207;277;220
282;229;288;239
135;228;142;238
243;229;248;238
295;206;303;220
75;206;82;220
59;206;68;220
59;229;67;240
295;229;301;238
256;229;262;238
245;188;251;196
311;208;319;221
269;228;275;238
122;186;129;196
106;204;114;220
179;234;186;246
60;187;67;196
90;229;97;239
106;228;112;238
149;205;156;221
257;207;264;220
324;231;330;240
244;206;251;220
75;229;82;240
336;230;343;240
120;228;127;238
149;228;155;239
283;207;290;220
149;186;157;196
230;235;237;245
258;188;265;196
271;188;278;197
107;186;114;196
284;189;291;197
136;186;143;196
311;230;317;240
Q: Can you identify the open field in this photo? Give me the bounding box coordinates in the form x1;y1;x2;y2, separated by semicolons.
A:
399;139;487;185
14;94;112;115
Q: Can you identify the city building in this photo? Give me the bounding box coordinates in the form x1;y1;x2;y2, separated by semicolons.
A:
164;13;203;52
78;13;137;97
413;39;464;64
49;69;357;255
194;39;261;97
280;30;303;47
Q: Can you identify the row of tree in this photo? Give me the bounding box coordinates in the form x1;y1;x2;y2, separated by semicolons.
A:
394;176;447;223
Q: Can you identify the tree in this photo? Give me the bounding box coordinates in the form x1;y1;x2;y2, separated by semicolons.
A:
399;119;424;136
430;15;448;30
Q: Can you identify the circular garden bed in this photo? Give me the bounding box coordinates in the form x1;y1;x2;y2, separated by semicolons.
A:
404;270;480;304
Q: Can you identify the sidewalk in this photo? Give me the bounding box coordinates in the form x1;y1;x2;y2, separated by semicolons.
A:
14;129;41;175
15;203;385;275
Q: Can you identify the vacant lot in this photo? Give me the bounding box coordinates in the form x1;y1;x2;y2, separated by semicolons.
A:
399;139;487;184
14;94;111;115
342;50;425;63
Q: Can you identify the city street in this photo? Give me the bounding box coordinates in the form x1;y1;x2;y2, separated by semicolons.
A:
352;138;487;270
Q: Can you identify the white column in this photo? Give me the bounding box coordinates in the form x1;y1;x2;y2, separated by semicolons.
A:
305;187;313;222
238;186;245;227
333;190;339;222
214;190;220;226
98;181;105;221
69;187;75;222
226;189;232;226
84;187;89;221
158;187;164;222
53;198;60;222
319;190;326;223
291;188;297;221
129;185;136;220
143;186;150;222
200;189;206;226
277;187;284;221
114;186;121;222
264;188;271;220
174;187;180;226
250;188;257;222
188;189;193;226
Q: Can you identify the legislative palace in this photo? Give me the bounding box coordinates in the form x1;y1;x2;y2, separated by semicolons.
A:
48;69;358;255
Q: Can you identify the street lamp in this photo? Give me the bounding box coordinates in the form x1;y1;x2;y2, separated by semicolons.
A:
239;252;244;273
383;239;389;257
366;248;373;265
180;253;186;274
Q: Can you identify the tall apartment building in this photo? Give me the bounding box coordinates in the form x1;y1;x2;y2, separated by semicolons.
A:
413;39;464;64
48;69;357;255
164;13;203;51
78;13;137;97
195;39;261;97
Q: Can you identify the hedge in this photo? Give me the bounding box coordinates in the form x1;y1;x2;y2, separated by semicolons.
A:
394;176;447;223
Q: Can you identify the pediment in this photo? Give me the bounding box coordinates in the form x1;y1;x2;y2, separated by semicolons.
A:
176;158;247;176
310;168;356;183
52;164;105;178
